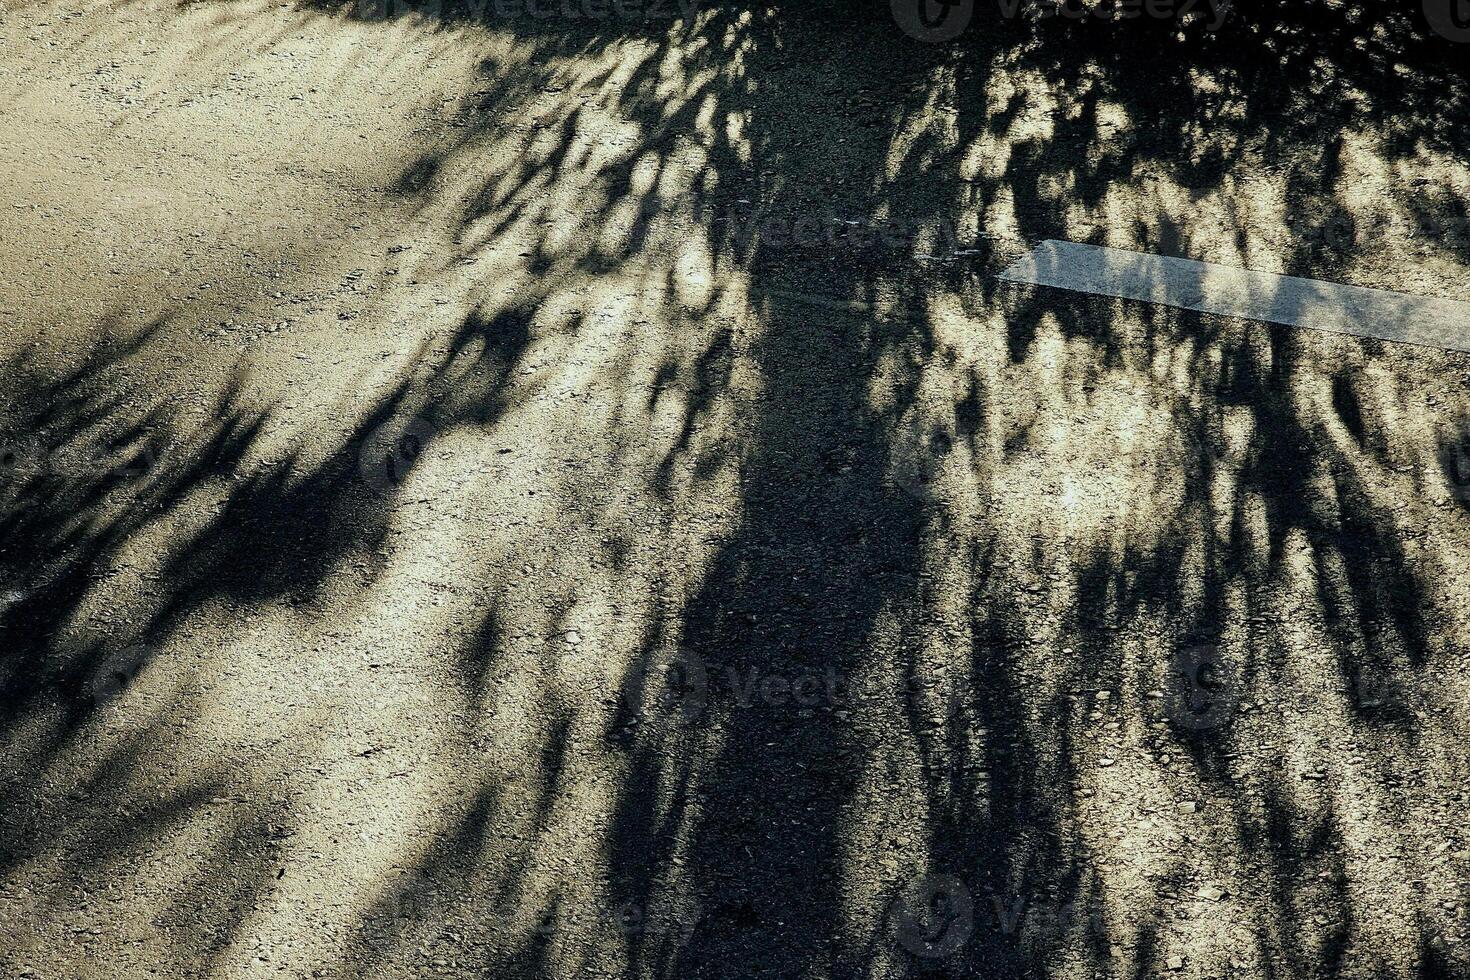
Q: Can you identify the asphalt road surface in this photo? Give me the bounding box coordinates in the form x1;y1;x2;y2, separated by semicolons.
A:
2;2;1469;978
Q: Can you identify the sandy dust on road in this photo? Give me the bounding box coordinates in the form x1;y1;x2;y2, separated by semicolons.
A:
3;2;1470;978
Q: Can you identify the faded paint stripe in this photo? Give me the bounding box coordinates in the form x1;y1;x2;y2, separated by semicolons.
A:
998;240;1470;353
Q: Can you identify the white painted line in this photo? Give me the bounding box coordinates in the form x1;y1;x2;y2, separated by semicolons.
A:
997;240;1470;353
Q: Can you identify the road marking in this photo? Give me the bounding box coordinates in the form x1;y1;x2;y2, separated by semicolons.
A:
998;240;1470;353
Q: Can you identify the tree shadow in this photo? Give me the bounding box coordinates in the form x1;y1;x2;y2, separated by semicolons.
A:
4;0;1470;978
